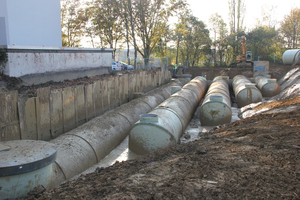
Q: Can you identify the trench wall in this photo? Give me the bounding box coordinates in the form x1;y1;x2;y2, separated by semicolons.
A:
0;70;171;142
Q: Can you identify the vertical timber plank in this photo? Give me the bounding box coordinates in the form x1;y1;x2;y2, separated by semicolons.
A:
50;89;63;139
128;73;135;100
18;97;38;140
123;74;129;104
102;79;109;113
155;72;158;87
159;71;162;86
94;80;102;116
136;72;140;92
152;73;156;88
62;87;76;133
143;71;147;92
0;91;21;141
85;83;95;121
147;72;152;91
162;69;165;84
36;87;51;141
118;75;125;105
167;70;171;83
115;76;120;107
108;77;115;109
75;85;86;126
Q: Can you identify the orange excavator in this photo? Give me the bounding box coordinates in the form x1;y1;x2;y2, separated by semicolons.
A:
234;36;253;67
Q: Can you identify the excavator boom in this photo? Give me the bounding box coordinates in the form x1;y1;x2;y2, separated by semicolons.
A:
235;36;253;67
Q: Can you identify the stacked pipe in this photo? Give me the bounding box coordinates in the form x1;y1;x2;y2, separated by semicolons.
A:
255;76;281;97
129;76;207;155
232;75;262;108
199;76;232;126
49;79;188;189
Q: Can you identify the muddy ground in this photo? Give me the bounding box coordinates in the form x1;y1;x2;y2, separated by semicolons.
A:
7;63;300;199
0;69;160;97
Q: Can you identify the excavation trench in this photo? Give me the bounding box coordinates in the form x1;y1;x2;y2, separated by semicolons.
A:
49;78;190;189
72;76;238;179
0;74;281;199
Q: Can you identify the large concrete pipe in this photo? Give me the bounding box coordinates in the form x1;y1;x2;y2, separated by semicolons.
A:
49;79;189;189
255;76;281;97
129;76;207;155
282;49;300;65
232;75;262;108
199;76;232;126
0;140;56;200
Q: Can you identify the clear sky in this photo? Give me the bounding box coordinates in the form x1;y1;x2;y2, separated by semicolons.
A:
187;0;299;31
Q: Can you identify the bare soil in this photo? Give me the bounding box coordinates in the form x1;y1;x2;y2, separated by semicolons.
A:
0;69;160;97
184;63;296;80
10;63;300;200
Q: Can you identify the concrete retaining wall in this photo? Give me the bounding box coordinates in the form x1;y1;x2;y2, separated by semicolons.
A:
0;70;171;142
1;45;113;79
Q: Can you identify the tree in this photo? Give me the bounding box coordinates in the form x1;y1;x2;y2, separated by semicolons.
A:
247;26;278;61
209;13;228;66
228;0;245;34
259;5;278;28
93;0;125;59
179;15;211;67
280;8;300;49
83;2;97;48
133;0;186;65
120;0;131;65
228;0;245;61
61;0;88;47
174;13;189;65
128;0;138;68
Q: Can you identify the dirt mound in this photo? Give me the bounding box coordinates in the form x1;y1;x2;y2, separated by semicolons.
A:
0;69;162;98
183;63;297;80
0;74;22;92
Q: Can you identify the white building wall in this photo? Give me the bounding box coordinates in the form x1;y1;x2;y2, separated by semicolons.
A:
0;0;62;46
0;0;9;45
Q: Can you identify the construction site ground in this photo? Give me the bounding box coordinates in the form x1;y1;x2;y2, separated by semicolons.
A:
4;63;299;200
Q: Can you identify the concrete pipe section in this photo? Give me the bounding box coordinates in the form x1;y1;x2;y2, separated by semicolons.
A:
129;76;207;155
232;75;262;108
282;49;300;65
255;76;281;97
49;79;189;189
0;140;56;200
199;76;232;126
171;86;182;94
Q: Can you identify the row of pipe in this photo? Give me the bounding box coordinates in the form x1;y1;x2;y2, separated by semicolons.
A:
49;78;189;189
255;76;281;97
129;76;207;155
199;76;232;126
232;75;262;108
